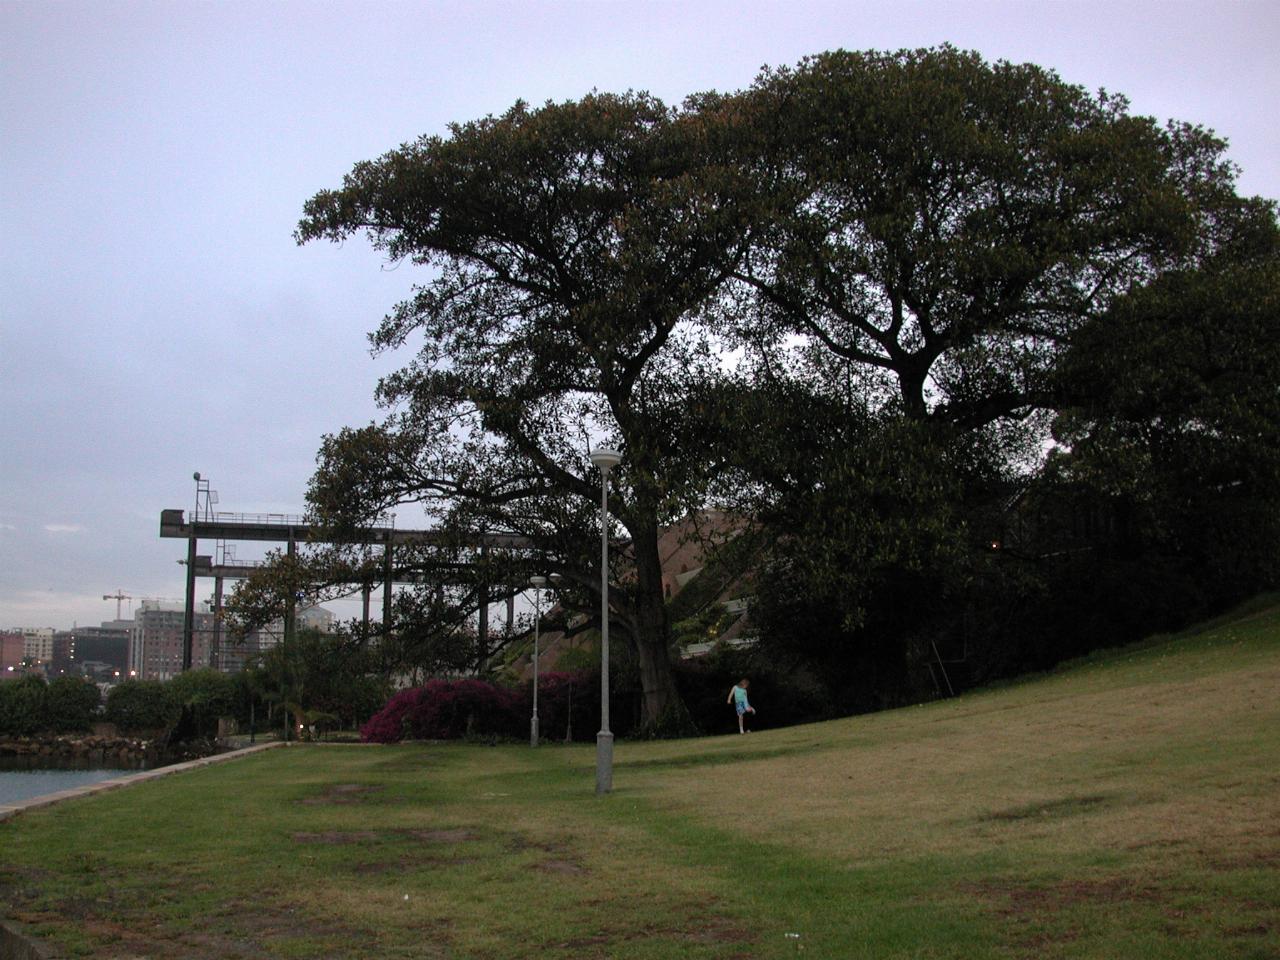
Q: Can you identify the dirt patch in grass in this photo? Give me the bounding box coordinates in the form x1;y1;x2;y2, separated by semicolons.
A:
544;917;752;954
292;826;484;846
1224;922;1273;937
677;917;753;944
294;826;485;873
966;877;1172;958
9;903;372;960
969;876;1176;915
292;830;381;844
349;854;479;874
403;828;479;843
534;858;586;875
297;783;384;805
1201;849;1280;871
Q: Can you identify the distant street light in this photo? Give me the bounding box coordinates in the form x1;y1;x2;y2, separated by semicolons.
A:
529;575;548;747
588;447;622;795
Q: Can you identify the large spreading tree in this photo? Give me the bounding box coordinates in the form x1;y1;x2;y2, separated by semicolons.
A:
279;46;1276;723
295;92;756;729
694;46;1277;705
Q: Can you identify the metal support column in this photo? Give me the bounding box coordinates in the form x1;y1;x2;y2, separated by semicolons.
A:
477;542;489;668
182;533;196;671
212;575;224;671
283;538;297;642
361;583;371;645
382;543;393;637
283;537;296;743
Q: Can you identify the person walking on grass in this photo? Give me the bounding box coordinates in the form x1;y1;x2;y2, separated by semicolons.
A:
727;678;756;734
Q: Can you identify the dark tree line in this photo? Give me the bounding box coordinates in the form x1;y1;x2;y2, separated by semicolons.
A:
231;46;1279;731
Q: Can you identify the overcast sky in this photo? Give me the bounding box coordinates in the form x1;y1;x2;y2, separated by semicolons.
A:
2;0;1277;631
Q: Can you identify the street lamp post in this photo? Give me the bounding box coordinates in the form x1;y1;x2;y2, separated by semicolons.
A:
529;575;548;747
589;447;622;795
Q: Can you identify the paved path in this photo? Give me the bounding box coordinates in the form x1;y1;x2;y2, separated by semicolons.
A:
0;741;287;823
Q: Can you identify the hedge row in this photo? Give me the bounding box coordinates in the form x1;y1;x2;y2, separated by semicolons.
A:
0;676;102;736
0;675;200;737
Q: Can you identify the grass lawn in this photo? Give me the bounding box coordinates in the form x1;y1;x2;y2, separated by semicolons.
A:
2;598;1278;959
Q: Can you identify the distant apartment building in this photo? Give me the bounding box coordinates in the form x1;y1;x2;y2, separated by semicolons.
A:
209;604;336;673
1;631;25;678
237;604;336;656
19;627;54;670
129;600;215;680
125;600;336;678
51;624;131;680
299;604;336;634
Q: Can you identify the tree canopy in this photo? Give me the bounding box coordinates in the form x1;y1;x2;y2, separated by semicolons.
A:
295;91;758;729
246;46;1280;729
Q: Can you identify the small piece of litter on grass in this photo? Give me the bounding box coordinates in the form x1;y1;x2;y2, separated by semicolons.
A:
403;894;410;900
785;932;801;938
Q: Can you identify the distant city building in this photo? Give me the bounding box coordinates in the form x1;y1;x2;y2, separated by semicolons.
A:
299;605;336;634
130;600;214;680
51;632;74;675
18;627;54;669
1;631;25;678
52;624;130;680
238;604;337;658
122;600;336;678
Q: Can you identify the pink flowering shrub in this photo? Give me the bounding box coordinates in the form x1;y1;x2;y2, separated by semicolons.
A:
359;686;428;743
361;679;523;743
359;670;605;743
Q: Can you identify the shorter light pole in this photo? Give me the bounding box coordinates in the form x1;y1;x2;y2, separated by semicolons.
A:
529;575;548;747
589;447;622;795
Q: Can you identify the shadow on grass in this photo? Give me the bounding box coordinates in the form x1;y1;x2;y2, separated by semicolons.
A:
617;742;823;771
974;793;1119;823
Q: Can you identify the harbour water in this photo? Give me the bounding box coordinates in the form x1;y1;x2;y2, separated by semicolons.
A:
0;761;145;807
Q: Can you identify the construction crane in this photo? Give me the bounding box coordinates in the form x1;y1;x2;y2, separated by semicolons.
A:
102;589;133;619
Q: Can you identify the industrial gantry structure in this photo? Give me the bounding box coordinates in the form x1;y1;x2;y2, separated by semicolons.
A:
159;483;532;672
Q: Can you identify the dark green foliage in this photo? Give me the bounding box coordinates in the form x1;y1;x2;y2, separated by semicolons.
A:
0;675;48;736
166;668;237;740
1052;256;1280;603
275;46;1277;731
104;679;179;734
294;89;762;728
673;648;834;733
44;676;101;733
706;46;1279;713
712;45;1225;427
247;629;391;737
526;670;599;743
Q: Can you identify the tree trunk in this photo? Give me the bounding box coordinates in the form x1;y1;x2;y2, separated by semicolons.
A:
627;519;687;730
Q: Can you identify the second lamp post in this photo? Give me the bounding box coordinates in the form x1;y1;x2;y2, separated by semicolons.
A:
589;447;622;795
529;575;548;747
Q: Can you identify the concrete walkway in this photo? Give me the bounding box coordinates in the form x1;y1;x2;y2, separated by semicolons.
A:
0;740;287;823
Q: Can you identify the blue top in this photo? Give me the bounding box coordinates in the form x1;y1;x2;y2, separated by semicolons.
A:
733;685;749;707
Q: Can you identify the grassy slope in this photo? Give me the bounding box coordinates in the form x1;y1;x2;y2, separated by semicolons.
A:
1;598;1277;959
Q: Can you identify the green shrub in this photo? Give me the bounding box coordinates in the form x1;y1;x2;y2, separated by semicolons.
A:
166;668;236;739
45;676;101;733
0;675;48;735
105;679;179;734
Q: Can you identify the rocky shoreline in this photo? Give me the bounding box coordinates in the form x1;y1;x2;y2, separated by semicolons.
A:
0;734;221;768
